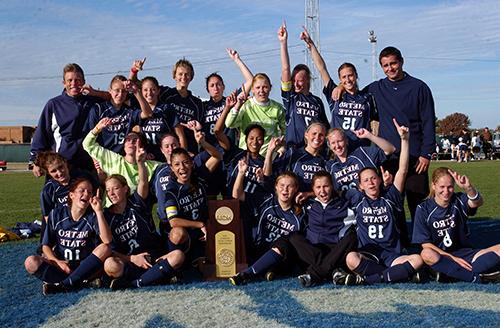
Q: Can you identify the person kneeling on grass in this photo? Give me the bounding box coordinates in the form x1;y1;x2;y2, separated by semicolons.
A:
24;178;112;295
103;145;184;290
332;119;423;285
412;167;500;283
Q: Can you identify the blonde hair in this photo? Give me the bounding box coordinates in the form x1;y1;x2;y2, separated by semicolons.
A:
251;73;272;89
428;167;453;198
172;58;194;80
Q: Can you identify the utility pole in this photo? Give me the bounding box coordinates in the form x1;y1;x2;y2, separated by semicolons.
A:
305;0;320;94
368;30;377;81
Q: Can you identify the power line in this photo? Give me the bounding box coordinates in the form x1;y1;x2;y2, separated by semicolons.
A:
0;45;303;83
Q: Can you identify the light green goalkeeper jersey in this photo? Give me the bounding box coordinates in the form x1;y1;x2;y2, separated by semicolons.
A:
82;131;160;207
225;97;285;155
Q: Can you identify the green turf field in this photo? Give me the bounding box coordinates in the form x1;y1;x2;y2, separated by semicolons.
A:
0;160;499;231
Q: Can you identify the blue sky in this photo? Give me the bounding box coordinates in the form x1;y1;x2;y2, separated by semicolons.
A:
1;0;499;129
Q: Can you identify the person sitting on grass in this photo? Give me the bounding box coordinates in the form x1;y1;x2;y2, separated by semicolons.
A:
229;162;305;285
102;144;184;290
413;167;500;283
332;119;424;285
24;178;112;295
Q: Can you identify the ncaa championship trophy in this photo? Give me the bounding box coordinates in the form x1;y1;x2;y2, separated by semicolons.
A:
201;199;247;280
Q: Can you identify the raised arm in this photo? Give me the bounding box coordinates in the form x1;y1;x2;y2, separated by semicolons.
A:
90;194;112;244
232;155;249;201
126;80;152;119
393;119;409;193
263;136;282;177
354;128;396;155
224;90;247;128
128;58;146;82
135;146;149;200
227;48;253;95
189;121;222;172
449;169;483;208
278;22;291;83
214;90;237;151
300;27;331;87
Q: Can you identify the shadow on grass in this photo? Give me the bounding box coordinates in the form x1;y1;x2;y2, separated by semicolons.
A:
1;227;499;327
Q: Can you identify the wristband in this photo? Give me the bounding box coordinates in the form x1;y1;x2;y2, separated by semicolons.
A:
467;191;480;201
92;127;101;135
130;67;139;74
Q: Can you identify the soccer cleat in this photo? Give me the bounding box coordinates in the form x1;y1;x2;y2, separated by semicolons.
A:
109;277;133;291
410;271;422;283
82;277;103;289
42;282;68;295
434;271;456;283
479;271;500;284
332;268;350;285
332;269;365;286
265;271;275;282
229;272;251;286
345;273;366;286
297;274;316;288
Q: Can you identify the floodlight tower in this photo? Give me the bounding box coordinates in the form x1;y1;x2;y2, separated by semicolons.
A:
368;30;377;81
305;0;320;95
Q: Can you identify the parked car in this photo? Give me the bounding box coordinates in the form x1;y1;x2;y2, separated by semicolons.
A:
0;160;7;171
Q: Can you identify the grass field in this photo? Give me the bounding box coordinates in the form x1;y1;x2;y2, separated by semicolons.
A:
1;160;499;231
1;162;499;327
1;239;499;327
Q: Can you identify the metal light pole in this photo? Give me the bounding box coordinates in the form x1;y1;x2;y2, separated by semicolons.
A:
305;0;320;94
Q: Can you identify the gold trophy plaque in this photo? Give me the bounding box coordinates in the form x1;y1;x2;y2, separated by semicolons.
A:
202;199;247;280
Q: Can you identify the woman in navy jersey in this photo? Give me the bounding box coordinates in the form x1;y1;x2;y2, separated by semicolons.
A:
102;145;184;290
24;178;112;294
326;127;395;192
84;75;152;154
152;124;222;240
332;119;423;285
413;168;500;283
278;23;328;149
138;76;184;161
163;146;221;263
36;151;96;245
229;160;305;285
202;48;253;146
300;28;376;151
264;122;327;203
292;171;358;287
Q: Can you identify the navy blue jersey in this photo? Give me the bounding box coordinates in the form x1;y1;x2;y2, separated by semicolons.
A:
30;91;101;163
40;169;97;217
304;197;356;244
84;101;142;153
163;177;209;225
253;195;305;249
202;97;238;147
272;147;326;191
42;206;100;264
324;79;375;150
105;192;162;255
159;87;203;155
346;186;403;253
140;104;179;161
364;73;435;158
40;180;70;217
413;193;475;251
326;146;387;191
152;153;210;222
281;89;328;148
225;148;269;201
